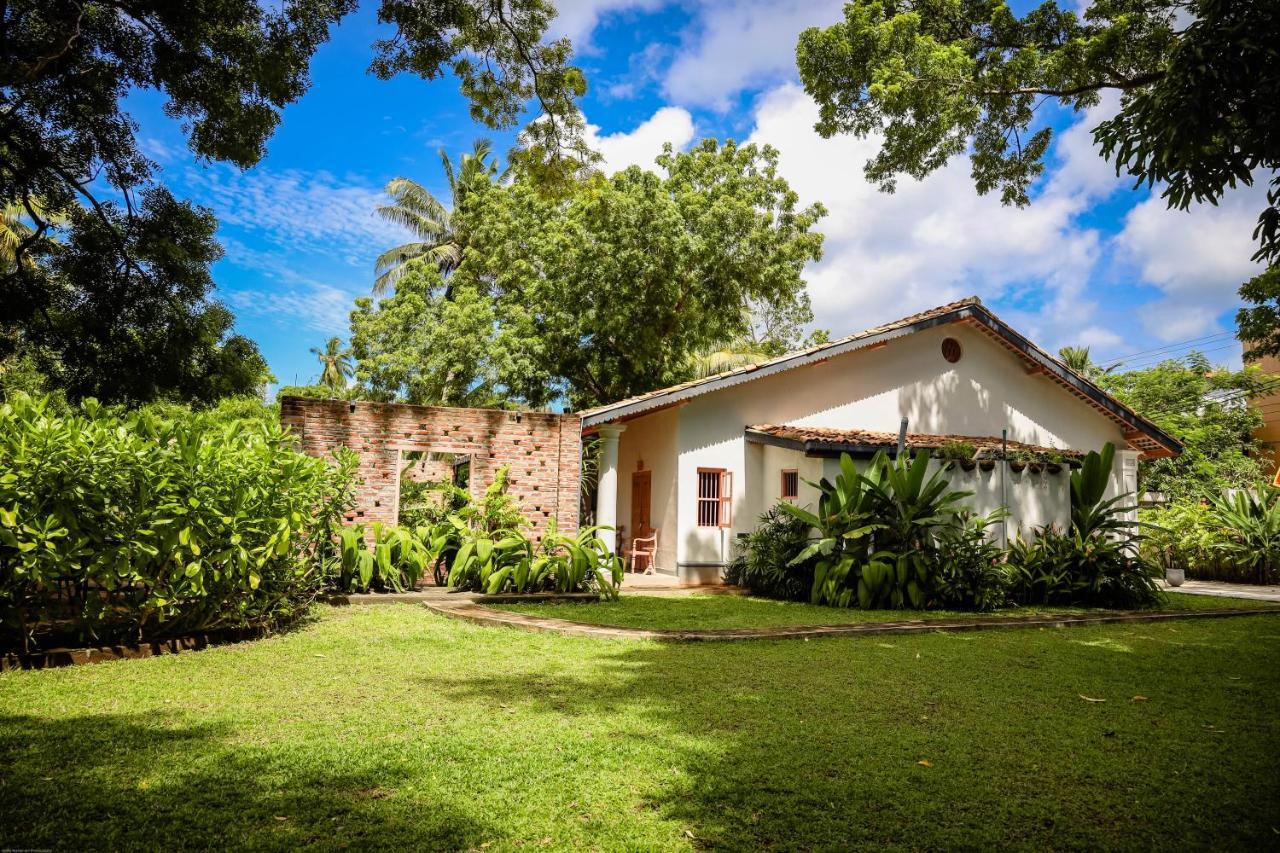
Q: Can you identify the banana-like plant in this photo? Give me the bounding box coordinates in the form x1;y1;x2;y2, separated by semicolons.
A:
1069;442;1136;539
446;523;622;598
1209;486;1280;584
336;523;433;592
781;450;972;608
779;452;880;606
861;449;973;608
447;527;534;594
541;525;624;600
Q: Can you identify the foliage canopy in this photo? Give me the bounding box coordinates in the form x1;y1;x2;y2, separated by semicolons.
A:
1099;352;1271;497
796;0;1280;263
1;0;589;404
448;139;827;407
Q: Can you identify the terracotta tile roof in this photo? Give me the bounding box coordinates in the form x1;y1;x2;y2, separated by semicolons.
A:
747;424;1083;457
577;297;982;420
577;295;1181;460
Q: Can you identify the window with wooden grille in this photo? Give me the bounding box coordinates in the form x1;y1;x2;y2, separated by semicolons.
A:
697;468;732;528
781;469;799;501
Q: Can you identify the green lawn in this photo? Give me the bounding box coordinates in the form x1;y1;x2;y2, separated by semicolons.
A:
2;604;1278;850
495;591;1277;631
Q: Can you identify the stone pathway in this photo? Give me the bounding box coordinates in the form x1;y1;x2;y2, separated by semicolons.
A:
1161;579;1280;603
423;600;1279;643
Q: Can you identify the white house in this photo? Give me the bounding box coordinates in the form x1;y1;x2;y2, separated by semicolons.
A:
580;297;1181;584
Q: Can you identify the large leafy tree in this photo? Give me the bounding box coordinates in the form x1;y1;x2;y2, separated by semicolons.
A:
1099;352;1273;497
374;139;501;293
795;0;1280;264
1;0;589;402
29;189;269;405
349;263;517;407
687;302;830;379
453;140;827;407
1238;266;1280;361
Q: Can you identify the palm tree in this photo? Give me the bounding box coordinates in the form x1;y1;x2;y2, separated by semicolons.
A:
311;337;353;390
686;342;773;379
1058;346;1119;381
373;138;499;294
2;199;63;272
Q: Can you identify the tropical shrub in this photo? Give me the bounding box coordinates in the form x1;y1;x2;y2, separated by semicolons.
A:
1142;500;1236;581
1007;444;1160;609
334;523;437;593
724;505;817;601
781;450;971;608
455;465;528;534
398;477;468;530
860;450;973;607
0;393;357;653
447;522;622;599
1209;487;1280;585
933;510;1010;611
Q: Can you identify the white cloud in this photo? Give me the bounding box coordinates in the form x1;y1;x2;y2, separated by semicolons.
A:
1116;180;1268;340
744;84;1107;349
184;166;411;259
662;0;843;109
548;0;667;49
1042;91;1126;203
226;281;357;335
584;106;696;173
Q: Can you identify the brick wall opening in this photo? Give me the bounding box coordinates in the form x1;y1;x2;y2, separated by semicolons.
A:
280;397;581;540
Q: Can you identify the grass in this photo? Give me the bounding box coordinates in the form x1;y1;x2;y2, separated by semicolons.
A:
1;604;1278;850
494;591;1277;632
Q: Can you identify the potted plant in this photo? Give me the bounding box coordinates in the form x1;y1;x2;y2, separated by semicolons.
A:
1166;566;1186;587
1044;451;1064;474
938;440;977;471
1008;450;1029;473
1027;453;1045;474
977;454;996;472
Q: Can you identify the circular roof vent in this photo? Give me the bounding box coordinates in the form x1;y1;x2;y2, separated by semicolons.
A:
941;337;963;363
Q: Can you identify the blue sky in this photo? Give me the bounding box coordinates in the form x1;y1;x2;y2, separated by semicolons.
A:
126;0;1265;389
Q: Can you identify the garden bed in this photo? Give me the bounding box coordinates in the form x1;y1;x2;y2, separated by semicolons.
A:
0;623;279;671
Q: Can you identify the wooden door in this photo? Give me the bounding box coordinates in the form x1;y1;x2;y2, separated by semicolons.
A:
630;471;652;535
630;470;652;571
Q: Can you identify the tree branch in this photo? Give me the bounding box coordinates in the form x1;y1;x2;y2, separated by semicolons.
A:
986;70;1166;98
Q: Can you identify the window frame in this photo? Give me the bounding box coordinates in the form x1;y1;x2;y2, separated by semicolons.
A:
780;469;799;501
696;467;733;528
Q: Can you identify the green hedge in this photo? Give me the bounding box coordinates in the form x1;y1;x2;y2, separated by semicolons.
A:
0;394;356;653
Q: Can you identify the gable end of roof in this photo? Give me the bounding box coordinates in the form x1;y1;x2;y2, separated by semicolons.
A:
579;298;1182;460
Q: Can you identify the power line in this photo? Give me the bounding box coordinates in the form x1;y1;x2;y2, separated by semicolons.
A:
1101;332;1236;366
1135;377;1280;420
1120;342;1241;372
1127;376;1280;419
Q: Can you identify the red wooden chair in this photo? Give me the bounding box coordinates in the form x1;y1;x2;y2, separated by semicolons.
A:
626;529;659;575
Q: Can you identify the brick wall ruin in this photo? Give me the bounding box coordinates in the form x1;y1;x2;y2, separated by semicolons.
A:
281;397;581;539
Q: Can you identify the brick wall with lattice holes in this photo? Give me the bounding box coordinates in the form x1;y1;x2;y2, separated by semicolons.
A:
280;397;581;539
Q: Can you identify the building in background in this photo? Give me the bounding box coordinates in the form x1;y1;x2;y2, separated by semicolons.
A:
1251;354;1280;482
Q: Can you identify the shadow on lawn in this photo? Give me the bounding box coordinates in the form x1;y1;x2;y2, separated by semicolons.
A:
0;713;493;851
416;624;1280;850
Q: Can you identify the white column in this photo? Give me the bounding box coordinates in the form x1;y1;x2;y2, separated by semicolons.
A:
594;424;626;553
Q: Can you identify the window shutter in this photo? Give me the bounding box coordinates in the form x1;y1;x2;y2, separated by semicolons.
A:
719;470;733;528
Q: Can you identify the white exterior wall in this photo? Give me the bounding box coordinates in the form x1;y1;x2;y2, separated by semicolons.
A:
807;456;1071;542
615;407;679;572
608;323;1139;582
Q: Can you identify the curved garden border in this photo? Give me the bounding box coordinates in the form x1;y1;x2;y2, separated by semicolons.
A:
423;600;1280;642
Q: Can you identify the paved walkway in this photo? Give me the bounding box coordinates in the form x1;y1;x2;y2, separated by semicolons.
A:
423;599;1278;642
1162;579;1280;603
